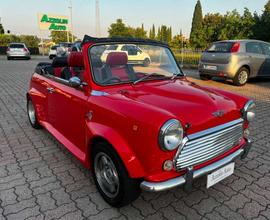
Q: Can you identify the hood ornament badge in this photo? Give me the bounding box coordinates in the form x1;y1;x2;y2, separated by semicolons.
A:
212;110;225;118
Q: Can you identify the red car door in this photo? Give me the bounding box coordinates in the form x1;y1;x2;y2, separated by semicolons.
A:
47;78;89;162
30;73;53;124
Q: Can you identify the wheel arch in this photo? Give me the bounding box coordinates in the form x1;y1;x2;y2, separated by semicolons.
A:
85;122;145;179
238;64;251;78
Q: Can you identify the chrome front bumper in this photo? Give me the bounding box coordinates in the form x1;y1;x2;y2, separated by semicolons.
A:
140;139;252;192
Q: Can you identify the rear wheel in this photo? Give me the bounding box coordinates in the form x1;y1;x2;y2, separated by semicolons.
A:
7;57;11;60
233;67;249;86
143;58;150;67
199;73;212;81
91;142;141;207
27;99;42;129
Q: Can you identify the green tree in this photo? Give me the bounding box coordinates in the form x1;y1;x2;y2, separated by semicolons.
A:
202;13;223;43
190;0;204;48
0;23;4;34
149;24;156;39
241;8;255;39
169;31;188;48
50;31;76;44
253;0;270;41
168;27;172;43
20;35;39;47
134;27;147;38
108;19;133;38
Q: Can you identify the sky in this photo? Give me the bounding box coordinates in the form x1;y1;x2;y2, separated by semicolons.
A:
0;0;268;39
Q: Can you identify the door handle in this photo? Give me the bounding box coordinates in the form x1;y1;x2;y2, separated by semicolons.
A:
47;87;54;93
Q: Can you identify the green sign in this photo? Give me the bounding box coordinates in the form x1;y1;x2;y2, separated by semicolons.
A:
38;13;69;31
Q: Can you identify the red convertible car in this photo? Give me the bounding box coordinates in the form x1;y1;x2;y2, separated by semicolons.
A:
27;35;255;207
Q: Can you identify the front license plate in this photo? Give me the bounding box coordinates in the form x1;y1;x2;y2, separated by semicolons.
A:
204;65;217;70
207;162;235;188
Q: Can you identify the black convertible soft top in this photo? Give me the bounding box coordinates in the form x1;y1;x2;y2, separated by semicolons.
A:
81;35;168;47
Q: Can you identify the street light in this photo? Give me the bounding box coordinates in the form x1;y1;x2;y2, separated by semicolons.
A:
68;0;74;42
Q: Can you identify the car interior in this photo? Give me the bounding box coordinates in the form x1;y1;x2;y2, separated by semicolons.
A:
92;52;138;84
36;52;85;82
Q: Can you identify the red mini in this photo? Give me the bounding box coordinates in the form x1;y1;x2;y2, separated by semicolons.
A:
27;35;255;207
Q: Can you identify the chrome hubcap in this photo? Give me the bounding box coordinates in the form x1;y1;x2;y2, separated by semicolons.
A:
94;152;119;198
238;71;248;84
28;101;36;125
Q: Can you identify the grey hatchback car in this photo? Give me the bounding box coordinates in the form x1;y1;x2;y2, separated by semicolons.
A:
6;43;31;60
198;40;270;86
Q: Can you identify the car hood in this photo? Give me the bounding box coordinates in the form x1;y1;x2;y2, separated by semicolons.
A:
114;79;241;134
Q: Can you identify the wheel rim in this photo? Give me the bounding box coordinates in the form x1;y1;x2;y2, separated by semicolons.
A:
144;59;150;66
94;152;120;198
238;71;248;84
28;101;36;125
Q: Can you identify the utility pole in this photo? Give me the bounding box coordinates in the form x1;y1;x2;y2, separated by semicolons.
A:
68;0;74;42
95;0;101;37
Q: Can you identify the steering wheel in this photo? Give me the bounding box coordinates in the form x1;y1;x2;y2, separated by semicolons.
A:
102;76;121;84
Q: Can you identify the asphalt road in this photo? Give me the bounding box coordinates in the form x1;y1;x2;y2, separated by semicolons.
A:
0;56;269;220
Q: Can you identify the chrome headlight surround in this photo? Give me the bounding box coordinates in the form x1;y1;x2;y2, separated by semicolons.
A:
242;100;256;122
159;119;184;151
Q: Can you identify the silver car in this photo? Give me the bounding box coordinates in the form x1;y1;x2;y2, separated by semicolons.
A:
7;43;31;60
198;40;270;86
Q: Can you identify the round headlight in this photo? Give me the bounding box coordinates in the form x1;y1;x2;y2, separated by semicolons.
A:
243;100;256;122
159;119;184;151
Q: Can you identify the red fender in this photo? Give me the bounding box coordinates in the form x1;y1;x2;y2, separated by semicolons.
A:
85;122;145;178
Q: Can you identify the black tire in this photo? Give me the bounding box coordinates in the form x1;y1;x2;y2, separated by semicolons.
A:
49;55;53;60
27;98;42;129
91;142;141;207
199;73;212;81
143;58;150;67
7;57;11;60
233;67;249;86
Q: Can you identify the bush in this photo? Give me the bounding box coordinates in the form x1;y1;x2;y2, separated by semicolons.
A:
0;34;39;47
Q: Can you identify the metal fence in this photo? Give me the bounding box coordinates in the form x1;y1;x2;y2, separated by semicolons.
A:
171;48;202;68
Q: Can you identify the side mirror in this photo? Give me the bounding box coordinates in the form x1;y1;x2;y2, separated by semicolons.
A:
69;76;81;88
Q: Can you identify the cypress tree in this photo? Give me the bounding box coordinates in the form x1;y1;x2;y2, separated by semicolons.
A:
168;26;172;42
157;27;161;41
0;23;4;34
150;24;156;39
190;0;203;47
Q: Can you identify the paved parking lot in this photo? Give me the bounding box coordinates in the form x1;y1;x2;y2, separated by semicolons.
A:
0;56;269;220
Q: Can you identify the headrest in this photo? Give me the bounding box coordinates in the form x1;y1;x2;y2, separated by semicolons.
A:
68;52;84;67
52;56;68;68
106;52;128;66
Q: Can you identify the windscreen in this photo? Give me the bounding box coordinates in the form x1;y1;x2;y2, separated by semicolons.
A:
89;43;182;85
206;42;234;53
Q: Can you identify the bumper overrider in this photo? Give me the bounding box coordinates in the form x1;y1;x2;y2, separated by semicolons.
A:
140;139;252;192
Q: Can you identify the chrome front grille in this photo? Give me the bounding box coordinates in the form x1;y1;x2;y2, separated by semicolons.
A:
174;119;244;170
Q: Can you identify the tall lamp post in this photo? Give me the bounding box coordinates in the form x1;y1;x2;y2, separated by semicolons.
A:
68;0;74;42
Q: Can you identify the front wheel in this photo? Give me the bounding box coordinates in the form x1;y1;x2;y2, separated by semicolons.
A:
92;142;141;207
27;99;42;129
233;67;249;86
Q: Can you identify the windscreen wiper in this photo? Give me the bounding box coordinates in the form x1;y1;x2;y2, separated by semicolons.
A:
133;73;166;85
